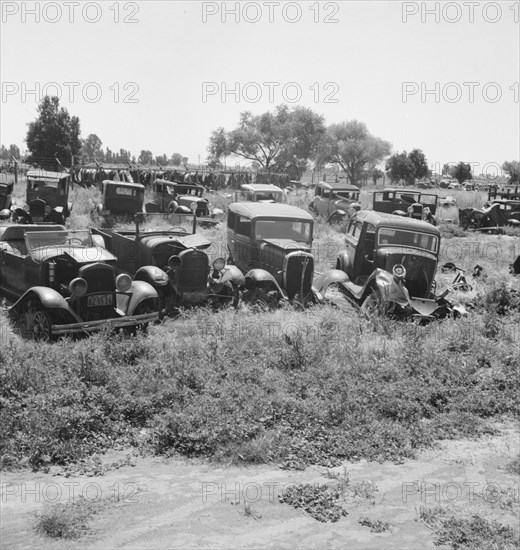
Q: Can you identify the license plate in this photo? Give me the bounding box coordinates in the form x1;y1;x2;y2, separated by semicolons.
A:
87;294;113;307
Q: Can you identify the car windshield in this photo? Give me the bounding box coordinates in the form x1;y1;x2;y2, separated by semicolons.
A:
25;230;93;252
378;228;438;253
135;212;197;234
255;220;312;244
255;192;283;201
335;191;359;200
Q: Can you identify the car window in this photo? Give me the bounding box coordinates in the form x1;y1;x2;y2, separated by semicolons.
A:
115;187;136;197
227;211;236;229
374;192;383;202
255;220;312;243
378;228;438;253
156;184;163;192
322;189;331;199
236;216;251;237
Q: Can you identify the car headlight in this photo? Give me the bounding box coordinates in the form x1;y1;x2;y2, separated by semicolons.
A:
116;273;132;292
213;257;226;271
69;277;88;297
392;264;406;279
168;255;182;269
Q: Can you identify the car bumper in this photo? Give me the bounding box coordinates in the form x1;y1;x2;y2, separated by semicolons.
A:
50;312;159;335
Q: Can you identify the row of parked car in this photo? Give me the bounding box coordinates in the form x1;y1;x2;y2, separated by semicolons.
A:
0;171;478;341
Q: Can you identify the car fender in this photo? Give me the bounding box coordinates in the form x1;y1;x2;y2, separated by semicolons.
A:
134;265;169;288
371;269;409;306
244;268;287;299
313;269;349;295
219;265;246;287
327;209;347;222
125;280;159;315
9;287;80;322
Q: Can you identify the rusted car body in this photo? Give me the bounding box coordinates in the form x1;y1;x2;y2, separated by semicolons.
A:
235;183;284;203
227;202;347;301
98;180;145;215
92;213;244;311
309;181;361;223
373;188;438;218
459;200;520;230
325;210;462;320
0;225;159;340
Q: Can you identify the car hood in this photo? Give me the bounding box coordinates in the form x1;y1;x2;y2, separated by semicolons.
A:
31;246;117;263
261;239;311;252
140;233;211;251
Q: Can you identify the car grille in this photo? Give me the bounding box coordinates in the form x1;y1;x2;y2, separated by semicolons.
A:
78;262;116;292
177;249;209;291
284;253;314;299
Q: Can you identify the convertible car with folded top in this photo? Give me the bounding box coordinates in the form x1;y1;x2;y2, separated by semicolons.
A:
0;224;160;340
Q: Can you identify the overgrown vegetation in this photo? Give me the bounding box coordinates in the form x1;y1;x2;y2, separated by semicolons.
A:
278;483;348;522
1;299;518;471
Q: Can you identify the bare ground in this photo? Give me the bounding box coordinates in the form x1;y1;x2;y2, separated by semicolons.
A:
1;421;518;550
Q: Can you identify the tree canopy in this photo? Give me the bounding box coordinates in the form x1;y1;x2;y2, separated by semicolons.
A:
208;105;326;176
25;96;82;168
453;162;473;184
386;148;430;185
502;161;520;184
317;120;391;186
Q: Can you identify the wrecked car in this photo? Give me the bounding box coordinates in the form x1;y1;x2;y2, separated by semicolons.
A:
459;199;520;230
235;183;285;203
327;210;464;321
227;202;347;302
97;180;145;216
309;181;361;223
92;213;244;311
0;225;160;340
373;188;438;219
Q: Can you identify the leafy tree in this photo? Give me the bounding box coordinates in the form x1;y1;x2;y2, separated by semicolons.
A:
170;153;184;166
8;144;20;159
138;150;154;165
83;134;103;161
386;149;430;185
408;149;430;181
117;149;131;164
453;162;473;184
105;147;113;163
371;168;384;185
181;156;188;165
386;152;415;184
502;161;520;184
155;154;168;166
208;105;325;175
317;120;391;186
25;96;82;168
0;145;9;160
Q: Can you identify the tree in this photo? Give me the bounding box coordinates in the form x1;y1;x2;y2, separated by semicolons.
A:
208;105;326;175
453;162;473;184
386;149;430;185
138;150;154;165
8;144;20;159
170;153;183;166
502;161;520;184
155;154;168;166
386;152;415;184
83;134;103;161
0;146;9;160
408;149;430;181
25;96;82;168
371;168;384;185
317;120;391;186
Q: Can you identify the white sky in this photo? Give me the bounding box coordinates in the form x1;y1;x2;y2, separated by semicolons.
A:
1;0;519;173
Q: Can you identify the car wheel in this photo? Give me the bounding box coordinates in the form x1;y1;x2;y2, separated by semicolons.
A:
13;305;53;341
360;290;392;319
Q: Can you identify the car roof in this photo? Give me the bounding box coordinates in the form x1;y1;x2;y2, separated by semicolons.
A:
229;202;313;220
241;184;283;193
318;181;360;191
0;224;66;242
102;180;145;189
26;170;70;180
354;210;441;235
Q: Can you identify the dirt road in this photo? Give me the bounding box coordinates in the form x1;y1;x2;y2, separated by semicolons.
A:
1;423;518;549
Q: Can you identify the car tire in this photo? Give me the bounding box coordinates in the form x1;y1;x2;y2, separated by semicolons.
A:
13;304;53;342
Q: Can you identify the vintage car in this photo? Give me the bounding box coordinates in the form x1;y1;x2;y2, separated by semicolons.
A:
459;199;520;230
235;183;284;203
373;188;438;218
325;210;462;320
92;213;244;311
309;181;361;223
97;180;145;216
227;202;347;302
0;181;13;212
145;180;211;217
0;225;160;340
12;170;73;224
